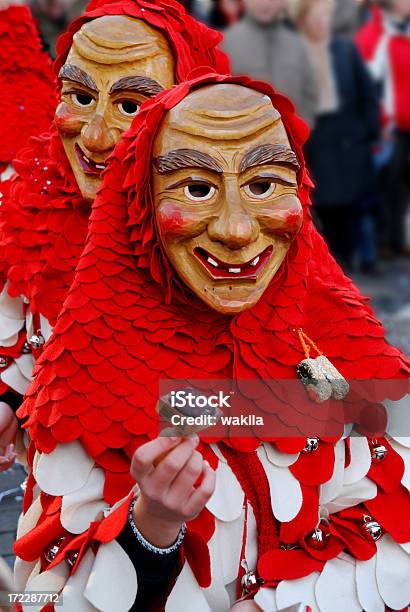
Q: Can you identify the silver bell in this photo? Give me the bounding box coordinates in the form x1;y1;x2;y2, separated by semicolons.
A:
22;341;32;354
240;559;263;594
303;437;319;453
306;527;327;550
0;356;9;368
44;538;65;563
28;331;45;349
361;515;382;541
371;442;388;463
65;550;79;568
241;571;259;593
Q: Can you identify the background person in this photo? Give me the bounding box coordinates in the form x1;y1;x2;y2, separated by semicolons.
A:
294;0;380;271
222;0;317;126
357;0;410;257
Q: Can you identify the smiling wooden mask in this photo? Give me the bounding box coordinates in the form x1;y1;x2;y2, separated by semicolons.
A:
152;84;304;314
55;15;175;201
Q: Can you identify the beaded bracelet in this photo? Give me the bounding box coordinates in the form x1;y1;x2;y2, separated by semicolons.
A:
128;496;186;556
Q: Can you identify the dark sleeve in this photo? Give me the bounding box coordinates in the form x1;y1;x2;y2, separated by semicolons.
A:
0;390;23;413
116;519;181;612
350;39;381;140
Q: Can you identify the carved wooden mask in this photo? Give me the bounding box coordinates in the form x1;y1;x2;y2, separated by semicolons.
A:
152;84;303;314
56;15;175;200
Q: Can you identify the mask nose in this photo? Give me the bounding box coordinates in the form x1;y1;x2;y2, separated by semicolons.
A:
207;210;259;249
81;114;117;153
207;178;259;249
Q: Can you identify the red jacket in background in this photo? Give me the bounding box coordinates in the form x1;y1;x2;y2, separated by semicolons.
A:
357;5;410;131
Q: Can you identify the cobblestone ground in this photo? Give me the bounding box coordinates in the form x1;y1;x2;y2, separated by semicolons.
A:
1;258;409;571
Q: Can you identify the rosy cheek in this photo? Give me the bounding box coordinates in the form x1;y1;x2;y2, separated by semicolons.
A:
284;206;304;234
156;201;203;240
54;103;83;136
262;197;304;237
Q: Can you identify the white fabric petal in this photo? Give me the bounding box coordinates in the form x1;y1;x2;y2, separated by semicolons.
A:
16;496;43;539
390;440;410;491
254;587;278;611
390;437;410;448
264;442;299;467
375;534;410;610
206;460;244;522
319;440;345;505
315;555;361;612
40;314;53;342
276;572;320;612
400;542;410;554
208;511;244;587
325;477;377;514
385;397;410;442
0;284;24;319
14;558;40;593
61;467;107;534
166;562;212;612
84;540;137;612
343;438;371;485
24;561;69;612
244;503;258;571
15;353;35;380
35;442;94;496
61;549;98;611
0;312;24;337
1;361;31;395
356;555;384;612
257;445;302;522
0;331;19;347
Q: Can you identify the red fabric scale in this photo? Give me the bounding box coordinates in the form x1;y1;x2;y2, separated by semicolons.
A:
0;6;57;170
15;73;410;592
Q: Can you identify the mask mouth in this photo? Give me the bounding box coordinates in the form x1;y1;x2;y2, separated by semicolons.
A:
75;143;108;176
193;246;273;281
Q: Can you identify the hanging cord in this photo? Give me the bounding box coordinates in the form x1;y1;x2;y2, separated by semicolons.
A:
296;328;323;360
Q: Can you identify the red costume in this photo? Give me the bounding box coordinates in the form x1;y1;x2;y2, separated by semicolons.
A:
0;5;56;177
0;0;229;406
14;73;410;611
356;5;410;131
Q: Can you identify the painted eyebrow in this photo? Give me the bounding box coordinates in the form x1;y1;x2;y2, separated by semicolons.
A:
109;76;164;97
240;144;300;173
59;64;97;92
154;149;223;174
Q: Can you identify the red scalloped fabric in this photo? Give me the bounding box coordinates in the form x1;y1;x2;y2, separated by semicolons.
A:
16;73;410;592
0;6;57;167
0;0;229;325
0;130;90;325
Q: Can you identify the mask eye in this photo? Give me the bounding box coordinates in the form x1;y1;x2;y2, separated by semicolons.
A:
118;101;139;117
184;184;216;202
244;180;276;199
72;93;95;107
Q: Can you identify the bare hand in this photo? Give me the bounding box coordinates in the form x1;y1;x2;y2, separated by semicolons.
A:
0;402;17;471
130;435;215;548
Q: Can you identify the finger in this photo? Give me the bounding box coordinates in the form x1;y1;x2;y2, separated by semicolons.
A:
0;451;16;471
163;450;204;504
143;437;199;493
184;461;216;518
130;436;182;481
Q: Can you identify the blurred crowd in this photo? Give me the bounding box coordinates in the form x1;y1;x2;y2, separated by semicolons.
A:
30;0;410;275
